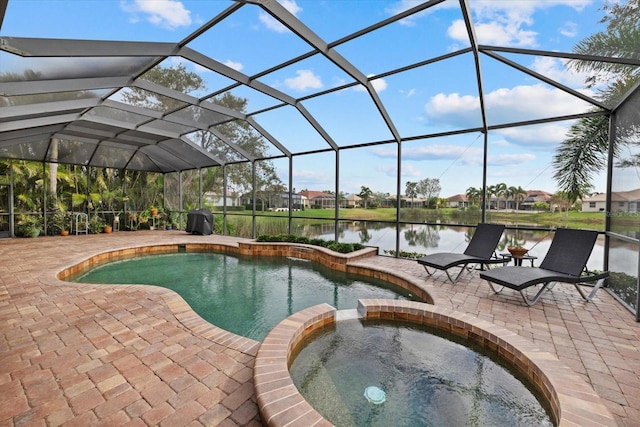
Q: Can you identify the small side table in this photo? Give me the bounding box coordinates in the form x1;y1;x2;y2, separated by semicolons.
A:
501;253;537;267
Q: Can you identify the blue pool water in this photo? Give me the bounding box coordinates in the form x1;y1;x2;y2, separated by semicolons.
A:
72;252;416;340
290;319;553;427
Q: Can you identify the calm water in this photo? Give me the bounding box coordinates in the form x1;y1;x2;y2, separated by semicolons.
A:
73;252;416;340
290;319;553;427
311;222;616;272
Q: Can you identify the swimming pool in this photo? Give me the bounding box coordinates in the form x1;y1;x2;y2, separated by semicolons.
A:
72;251;418;340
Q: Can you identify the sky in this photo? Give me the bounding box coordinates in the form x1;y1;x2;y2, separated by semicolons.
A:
1;0;611;198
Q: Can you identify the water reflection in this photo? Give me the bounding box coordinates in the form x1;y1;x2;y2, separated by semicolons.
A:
294;221;638;311
311;222;614;272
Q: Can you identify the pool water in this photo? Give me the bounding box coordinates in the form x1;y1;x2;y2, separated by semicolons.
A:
289;319;553;427
73;252;416;340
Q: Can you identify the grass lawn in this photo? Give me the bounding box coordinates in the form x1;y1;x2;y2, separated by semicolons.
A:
224;207;607;230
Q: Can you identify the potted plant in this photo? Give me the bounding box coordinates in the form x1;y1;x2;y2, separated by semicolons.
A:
15;214;43;238
49;204;70;236
507;245;528;258
88;214;105;234
138;210;150;230
163;208;177;230
127;211;138;231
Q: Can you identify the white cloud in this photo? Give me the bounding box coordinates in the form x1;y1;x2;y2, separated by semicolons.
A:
427;92;479;116
424;92;481;128
446;1;592;47
491;139;511;147
224;60;243;72
484;84;591;120
371;77;388;93
487;153;536;166
259;0;302;33
284;70;323;91
448;19;537;47
425;84;592;130
495;123;572;146
530;56;587;87
354;75;388;93
121;0;191;29
373;143;485;164
377;163;398;177
559;21;578;37
400;162;423;178
402;88;417;98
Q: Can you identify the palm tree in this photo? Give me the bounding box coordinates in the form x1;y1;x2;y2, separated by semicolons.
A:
405;181;418;208
553;0;640;201
465;186;482;207
486;185;497;210
358;186;373;209
495;183;507;210
508;186;527;211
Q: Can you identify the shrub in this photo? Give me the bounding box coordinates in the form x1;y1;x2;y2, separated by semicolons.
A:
383;249;426;259
327;242;354;253
255;234;365;253
309;238;326;247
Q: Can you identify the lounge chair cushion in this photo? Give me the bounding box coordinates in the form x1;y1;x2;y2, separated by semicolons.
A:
418;252;496;270
479;266;582;291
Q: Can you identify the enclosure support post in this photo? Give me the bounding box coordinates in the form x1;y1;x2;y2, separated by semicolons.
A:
223;164;228;236
252;161;257;239
42;161;47;233
334;150;339;242
198;168;203;209
605;112;615;281
481;132;488;223
178;171;183;230
288;156;293;235
395;141;402;258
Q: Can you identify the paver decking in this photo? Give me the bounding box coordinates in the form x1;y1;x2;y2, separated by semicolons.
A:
1;231;639;426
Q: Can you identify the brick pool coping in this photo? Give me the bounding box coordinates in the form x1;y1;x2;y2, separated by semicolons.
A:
253;300;617;427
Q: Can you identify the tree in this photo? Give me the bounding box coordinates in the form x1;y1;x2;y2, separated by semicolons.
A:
554;0;640;198
358;186;373;208
553;116;608;205
486;184;497;209
465;187;482;206
124;65;284;203
372;191;389;208
551;191;575;214
494;183;507;210
120;63;204;112
405;181;418;207
417;178;441;208
508;185;527;210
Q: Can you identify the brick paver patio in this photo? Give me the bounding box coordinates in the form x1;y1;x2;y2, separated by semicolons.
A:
1;231;639;426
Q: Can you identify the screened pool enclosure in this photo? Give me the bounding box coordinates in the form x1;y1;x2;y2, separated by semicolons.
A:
1;0;639;318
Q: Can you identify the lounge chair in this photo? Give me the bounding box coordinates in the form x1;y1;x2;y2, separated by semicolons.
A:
417;223;506;283
479;228;609;306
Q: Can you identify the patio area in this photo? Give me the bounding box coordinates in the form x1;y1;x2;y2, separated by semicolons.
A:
1;231;639;426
